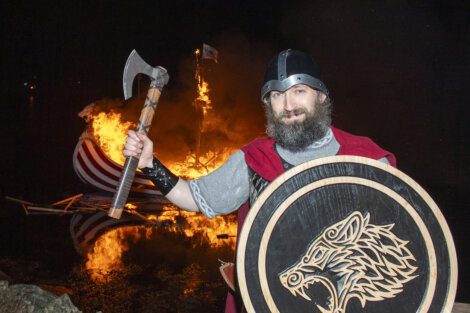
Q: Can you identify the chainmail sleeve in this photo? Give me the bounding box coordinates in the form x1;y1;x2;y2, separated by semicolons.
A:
188;150;250;218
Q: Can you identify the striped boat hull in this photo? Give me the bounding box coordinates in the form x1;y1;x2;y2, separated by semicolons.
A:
69;211;144;254
73;132;162;196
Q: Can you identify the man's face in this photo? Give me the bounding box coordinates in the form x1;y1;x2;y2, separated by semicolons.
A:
269;84;326;125
265;84;331;152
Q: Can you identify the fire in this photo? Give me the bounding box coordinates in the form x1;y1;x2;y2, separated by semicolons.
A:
193;48;212;121
90;111;133;165
84;47;238;283
85;226;142;282
86;207;237;282
156;205;237;248
168;149;234;179
85;111;238;282
85;203;155;282
197;81;211;116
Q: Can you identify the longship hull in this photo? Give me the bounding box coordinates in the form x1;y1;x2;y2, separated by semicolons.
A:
73;132;162;196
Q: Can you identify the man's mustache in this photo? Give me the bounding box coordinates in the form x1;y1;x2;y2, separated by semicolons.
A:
278;108;309;119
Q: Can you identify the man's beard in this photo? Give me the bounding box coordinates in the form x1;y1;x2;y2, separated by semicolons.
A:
265;98;332;152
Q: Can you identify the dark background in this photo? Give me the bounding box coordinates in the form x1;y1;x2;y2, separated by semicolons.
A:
1;0;469;304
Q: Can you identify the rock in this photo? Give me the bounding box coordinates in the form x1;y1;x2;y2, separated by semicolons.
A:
0;280;81;313
44;295;81;313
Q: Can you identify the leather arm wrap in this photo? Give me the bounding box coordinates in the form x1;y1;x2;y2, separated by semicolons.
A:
141;157;179;195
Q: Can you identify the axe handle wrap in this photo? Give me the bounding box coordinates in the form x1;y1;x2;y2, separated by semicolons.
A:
108;156;139;219
108;85;164;219
135;86;162;134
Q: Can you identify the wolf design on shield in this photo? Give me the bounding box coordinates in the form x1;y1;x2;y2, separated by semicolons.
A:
279;211;418;313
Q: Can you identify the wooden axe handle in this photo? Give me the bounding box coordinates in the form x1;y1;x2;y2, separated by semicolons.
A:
108;86;162;219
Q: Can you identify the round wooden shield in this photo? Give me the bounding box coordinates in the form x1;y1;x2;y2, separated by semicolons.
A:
237;156;457;313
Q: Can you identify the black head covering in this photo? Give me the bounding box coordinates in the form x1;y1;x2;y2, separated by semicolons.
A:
261;49;328;101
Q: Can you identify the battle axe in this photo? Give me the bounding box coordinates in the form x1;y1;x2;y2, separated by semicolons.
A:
108;50;169;219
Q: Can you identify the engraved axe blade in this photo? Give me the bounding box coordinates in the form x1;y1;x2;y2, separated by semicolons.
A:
123;49;169;100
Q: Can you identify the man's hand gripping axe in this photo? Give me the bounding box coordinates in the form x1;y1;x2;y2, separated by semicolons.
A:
108;50;169;219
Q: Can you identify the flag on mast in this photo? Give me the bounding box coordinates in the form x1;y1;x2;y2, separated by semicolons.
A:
202;43;219;63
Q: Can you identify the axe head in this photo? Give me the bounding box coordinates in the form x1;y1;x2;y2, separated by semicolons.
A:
123;50;169;100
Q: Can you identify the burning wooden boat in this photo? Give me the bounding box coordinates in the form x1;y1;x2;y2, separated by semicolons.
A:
73;130;162;196
70;130;178;254
67;106;238;255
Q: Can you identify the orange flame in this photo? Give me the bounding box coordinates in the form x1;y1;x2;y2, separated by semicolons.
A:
86;207;236;282
85;226;142;281
156;205;237;248
193;48;212;122
85;49;238;283
86;110;238;282
167;149;235;179
90;111;133;165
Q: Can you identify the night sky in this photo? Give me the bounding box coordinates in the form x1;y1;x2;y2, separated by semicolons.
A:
1;0;469;304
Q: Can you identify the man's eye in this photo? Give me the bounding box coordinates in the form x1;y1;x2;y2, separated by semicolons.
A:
295;89;305;94
271;92;281;98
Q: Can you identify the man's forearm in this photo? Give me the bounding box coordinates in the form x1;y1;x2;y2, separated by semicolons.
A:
165;179;200;212
141;156;200;212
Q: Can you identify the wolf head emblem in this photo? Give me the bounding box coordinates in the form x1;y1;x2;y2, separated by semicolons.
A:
279;211;418;313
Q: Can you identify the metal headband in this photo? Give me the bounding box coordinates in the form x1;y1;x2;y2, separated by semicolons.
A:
277;50;288;80
261;74;329;101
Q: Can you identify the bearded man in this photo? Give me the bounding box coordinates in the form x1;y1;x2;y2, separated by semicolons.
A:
123;49;396;313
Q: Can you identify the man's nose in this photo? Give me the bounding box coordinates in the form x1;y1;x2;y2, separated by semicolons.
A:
283;92;295;111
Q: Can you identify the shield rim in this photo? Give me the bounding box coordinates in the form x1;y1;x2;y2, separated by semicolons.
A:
236;155;458;313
